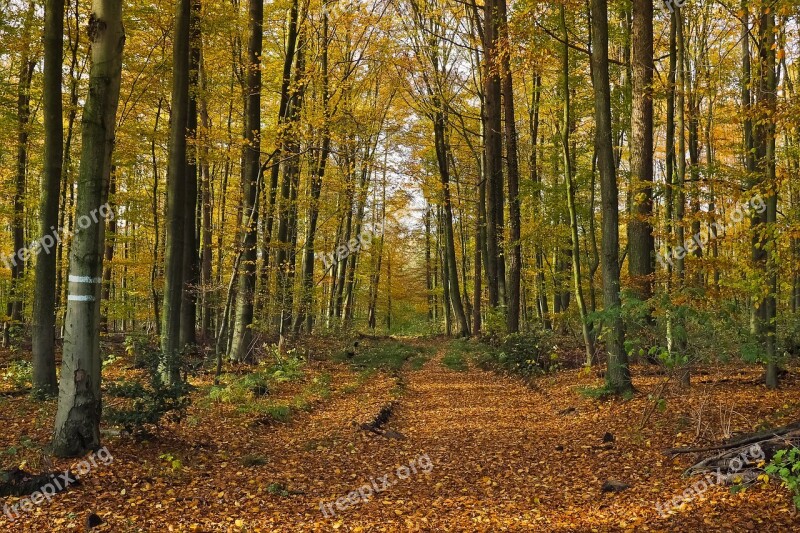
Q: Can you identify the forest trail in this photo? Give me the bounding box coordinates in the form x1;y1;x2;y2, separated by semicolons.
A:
3;337;799;532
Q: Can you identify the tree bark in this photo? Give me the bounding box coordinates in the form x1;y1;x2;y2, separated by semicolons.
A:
627;0;655;306
32;0;65;396
52;0;124;457
161;0;191;377
590;0;631;394
560;4;594;365
228;0;263;361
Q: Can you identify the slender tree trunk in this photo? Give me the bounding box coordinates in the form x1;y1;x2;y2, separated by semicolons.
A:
590;0;631;394
199;39;214;340
52;0;124;457
33;0;65;396
499;0;520;332
6;3;36;347
161;0;191;377
628;0;654;306
560;4;594;365
229;0;263;361
100;173;116;333
181;0;202;348
259;0;300;321
150;99;163;336
433;109;470;337
483;0;503;310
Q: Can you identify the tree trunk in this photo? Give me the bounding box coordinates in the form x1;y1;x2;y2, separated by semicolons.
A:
32;0;65;396
483;0;503;311
52;0;124;457
627;0;654;306
590;0;631;394
228;0;263;361
499;0;520;333
5;3;36;347
560;4;594;365
180;0;201;349
161;0;191;377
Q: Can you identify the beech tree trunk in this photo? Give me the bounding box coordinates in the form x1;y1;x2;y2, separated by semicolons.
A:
590;0;631;394
228;0;263;360
32;0;65;396
52;0;124;457
161;0;191;376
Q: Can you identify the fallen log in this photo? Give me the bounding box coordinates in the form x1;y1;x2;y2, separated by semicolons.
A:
664;420;800;456
0;468;78;497
353;402;407;440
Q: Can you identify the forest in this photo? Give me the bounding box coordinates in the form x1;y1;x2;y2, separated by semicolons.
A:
0;0;799;530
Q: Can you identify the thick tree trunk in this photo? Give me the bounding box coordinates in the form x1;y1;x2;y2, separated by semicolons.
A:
52;0;124;457
754;8;778;388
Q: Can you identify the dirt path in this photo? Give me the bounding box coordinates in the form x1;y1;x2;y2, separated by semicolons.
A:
5;338;799;532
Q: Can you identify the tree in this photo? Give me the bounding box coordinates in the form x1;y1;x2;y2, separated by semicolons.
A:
589;0;631;394
32;0;65;396
500;0;521;333
228;0;263;360
560;3;593;365
52;0;125;457
161;0;191;379
5;2;35;348
627;0;654;307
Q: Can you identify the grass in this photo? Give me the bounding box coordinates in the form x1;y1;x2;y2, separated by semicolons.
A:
441;349;468;371
577;384;635;401
335;340;422;372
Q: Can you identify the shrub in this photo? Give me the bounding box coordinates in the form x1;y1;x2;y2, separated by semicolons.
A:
764;446;800;510
104;346;192;434
2;360;31;390
478;330;553;379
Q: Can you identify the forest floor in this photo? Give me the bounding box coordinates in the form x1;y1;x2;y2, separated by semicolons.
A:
1;335;799;532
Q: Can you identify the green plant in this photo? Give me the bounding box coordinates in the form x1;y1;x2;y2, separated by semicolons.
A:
472;330;553;379
267;482;290;497
123;334;157;368
578;384;634;401
264;404;292;423
338;341;421;372
764;447;800;510
441;349;467;371
2;360;31;390
159;452;183;471
104;347;192;433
